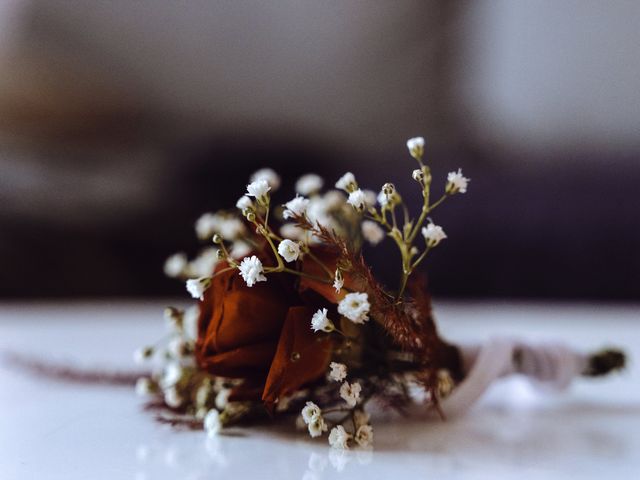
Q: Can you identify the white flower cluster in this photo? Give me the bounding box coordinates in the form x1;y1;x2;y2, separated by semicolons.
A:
134;305;207;412
164;248;220;279
301;362;372;449
283;196;310;220
301;401;328;438
195;212;246;241
134;301;251;439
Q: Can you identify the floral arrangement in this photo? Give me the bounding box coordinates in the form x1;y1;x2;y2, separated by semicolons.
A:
134;137;624;449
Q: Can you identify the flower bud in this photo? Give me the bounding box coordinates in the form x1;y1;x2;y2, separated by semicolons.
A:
246;211;256;222
412;169;424;182
382;183;395;196
212;234;223;244
164;306;184;331
215;249;226;260
133;346;154;364
406;136;425;159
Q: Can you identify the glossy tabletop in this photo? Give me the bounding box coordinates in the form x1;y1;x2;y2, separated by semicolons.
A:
1;301;638;480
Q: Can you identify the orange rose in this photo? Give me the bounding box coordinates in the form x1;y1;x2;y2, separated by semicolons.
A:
195;262;332;409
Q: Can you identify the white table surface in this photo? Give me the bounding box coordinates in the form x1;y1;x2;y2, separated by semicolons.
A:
0;301;638;480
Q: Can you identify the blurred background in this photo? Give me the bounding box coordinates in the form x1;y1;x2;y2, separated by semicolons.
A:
0;0;638;301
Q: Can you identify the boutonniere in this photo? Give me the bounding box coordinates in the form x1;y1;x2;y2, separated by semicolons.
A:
136;137;624;449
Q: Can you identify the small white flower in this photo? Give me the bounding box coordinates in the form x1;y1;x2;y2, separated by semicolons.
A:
164;386;183;408
339;381;362;407
333;269;344;293
215;389;231;410
204;409;222;437
322;190;345;209
353;409;370;428
195;212;220;240
311;308;334;333
328;425;351;449
354;425;374;448
164;306;183;332
167;337;189;358
308;417;328;438
283;196;310;219
301;401;322;424
363;189;377;209
277;239;301;263
195;407;208;421
251;168;281;191
296;174;324;196
218;217;246;240
162;362;183;387
186;277;211;300
236;195;253;211
446;168;470;194
187;248;218;278
195;381;212;408
280;223;307;241
421;222;447;247
238;255;267;287
135;377;153;397
229;241;252;260
329;362;347;382
163;252;187;278
377;190;389;208
361;220;385;245
412;168;425;182
338;292;370;324
306;197;334;230
246;179;271;203
335;172;357;192
182;305;200;340
347;189;367;212
133;346;153;364
406;136;425;159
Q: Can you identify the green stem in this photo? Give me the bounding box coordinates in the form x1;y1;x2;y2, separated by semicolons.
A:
407;193;447;243
411;246;431;270
281;267;332;284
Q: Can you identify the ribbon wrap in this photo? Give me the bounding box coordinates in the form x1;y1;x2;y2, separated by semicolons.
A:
441;338;588;417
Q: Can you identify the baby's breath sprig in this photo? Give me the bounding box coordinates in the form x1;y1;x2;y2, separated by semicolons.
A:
349;136;470;301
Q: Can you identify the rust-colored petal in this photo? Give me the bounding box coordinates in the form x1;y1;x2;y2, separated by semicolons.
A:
197;342;277;378
196;265;290;366
262;306;332;409
213;281;290;352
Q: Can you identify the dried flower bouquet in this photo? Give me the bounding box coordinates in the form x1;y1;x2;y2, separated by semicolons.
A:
136;137;624;449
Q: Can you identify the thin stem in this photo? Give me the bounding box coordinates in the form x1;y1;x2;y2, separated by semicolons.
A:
396;272;409;302
411;246;431;270
263;199;271;227
407;193;447;244
262;229;284;269
304;250;335;279
281;267;332;284
390;205;398;230
427;193;448;214
211;266;236;279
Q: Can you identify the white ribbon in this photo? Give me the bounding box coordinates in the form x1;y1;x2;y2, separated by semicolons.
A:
440;338;588;417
